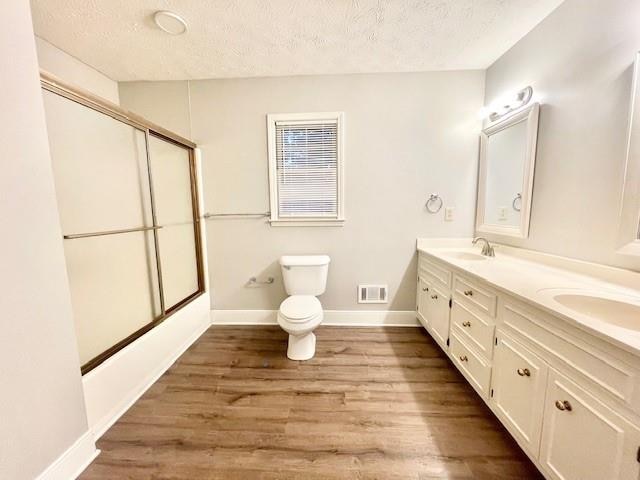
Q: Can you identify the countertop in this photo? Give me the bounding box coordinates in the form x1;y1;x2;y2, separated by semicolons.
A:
416;238;640;357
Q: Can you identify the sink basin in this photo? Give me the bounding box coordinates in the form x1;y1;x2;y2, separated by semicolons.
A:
441;251;487;261
550;292;640;330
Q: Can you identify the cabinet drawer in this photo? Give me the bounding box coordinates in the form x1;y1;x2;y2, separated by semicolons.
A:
451;301;495;359
453;275;497;317
418;254;452;291
501;301;640;411
450;331;492;399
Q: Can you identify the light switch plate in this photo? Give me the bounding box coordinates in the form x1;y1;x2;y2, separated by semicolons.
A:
444;207;455;221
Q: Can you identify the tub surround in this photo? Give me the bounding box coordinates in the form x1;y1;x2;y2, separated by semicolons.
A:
417;238;640;356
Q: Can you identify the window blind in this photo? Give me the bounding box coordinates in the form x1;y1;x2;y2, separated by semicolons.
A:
275;120;338;218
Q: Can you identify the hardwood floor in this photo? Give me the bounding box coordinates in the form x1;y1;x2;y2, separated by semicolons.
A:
80;326;542;480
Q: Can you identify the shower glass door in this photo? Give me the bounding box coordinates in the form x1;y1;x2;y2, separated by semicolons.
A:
41;81;203;373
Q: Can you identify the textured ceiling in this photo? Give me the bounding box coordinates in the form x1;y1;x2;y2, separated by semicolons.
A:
30;0;564;81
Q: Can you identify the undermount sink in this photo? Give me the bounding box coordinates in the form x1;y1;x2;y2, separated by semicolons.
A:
544;290;640;331
441;251;487;261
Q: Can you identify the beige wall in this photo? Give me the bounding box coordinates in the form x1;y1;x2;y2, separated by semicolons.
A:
484;0;640;271
0;2;90;479
35;36;120;104
121;71;485;311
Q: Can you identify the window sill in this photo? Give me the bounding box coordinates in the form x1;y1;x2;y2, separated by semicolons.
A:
269;219;345;227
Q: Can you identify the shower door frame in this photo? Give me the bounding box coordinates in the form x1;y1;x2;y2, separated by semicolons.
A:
41;71;206;374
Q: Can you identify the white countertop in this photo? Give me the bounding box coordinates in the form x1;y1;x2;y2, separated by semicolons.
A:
417;238;640;357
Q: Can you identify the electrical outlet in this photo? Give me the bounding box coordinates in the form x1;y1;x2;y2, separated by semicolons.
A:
498;206;508;221
444;207;455;221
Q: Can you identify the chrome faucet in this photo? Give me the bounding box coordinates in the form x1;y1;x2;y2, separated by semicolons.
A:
472;237;495;257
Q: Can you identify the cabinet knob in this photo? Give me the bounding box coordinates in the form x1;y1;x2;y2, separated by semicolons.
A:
555;400;572;412
459;355;468;362
464;290;473;296
462;321;471;327
422;287;429;292
517;368;531;377
431;294;438;300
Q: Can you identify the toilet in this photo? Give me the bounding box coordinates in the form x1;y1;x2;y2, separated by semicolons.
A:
278;255;330;360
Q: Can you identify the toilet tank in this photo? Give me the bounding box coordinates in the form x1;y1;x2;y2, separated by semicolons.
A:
280;255;330;296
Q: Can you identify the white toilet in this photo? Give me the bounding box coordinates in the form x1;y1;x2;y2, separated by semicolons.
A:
278;255;330;360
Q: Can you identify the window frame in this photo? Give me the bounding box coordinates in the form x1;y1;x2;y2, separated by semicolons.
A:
267;112;345;226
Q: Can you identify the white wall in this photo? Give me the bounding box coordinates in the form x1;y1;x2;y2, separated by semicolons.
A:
121;71;485;311
35;36;119;104
484;0;640;271
0;2;93;479
118;81;191;139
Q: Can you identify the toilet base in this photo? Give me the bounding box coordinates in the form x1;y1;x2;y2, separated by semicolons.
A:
287;332;316;360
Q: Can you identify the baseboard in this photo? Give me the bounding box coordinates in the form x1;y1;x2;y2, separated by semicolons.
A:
211;309;419;327
83;294;211;440
36;429;99;480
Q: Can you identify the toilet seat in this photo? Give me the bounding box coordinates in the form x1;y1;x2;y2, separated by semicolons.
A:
279;295;322;323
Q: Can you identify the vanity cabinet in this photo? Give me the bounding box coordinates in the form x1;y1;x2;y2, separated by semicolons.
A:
491;331;548;456
415;249;640;480
540;370;640;480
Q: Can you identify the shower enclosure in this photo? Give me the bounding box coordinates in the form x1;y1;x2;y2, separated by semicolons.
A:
41;73;204;374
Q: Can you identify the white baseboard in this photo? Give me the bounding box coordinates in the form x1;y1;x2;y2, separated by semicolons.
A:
36;429;99;480
211;309;419;327
83;293;211;440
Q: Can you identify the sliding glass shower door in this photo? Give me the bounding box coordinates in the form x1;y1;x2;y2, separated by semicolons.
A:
41;81;203;373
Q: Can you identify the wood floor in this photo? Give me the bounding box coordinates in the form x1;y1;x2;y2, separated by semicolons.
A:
80;326;542;480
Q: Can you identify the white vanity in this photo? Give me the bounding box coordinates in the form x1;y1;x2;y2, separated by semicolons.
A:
416;239;640;480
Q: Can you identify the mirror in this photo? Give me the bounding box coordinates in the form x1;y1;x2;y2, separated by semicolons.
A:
617;52;640;256
476;103;539;238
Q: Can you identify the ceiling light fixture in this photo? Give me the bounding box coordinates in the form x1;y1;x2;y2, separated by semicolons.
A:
153;11;188;35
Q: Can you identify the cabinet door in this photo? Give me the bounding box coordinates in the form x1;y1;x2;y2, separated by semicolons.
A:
416;277;431;329
540;370;640;480
491;332;548;456
426;286;450;349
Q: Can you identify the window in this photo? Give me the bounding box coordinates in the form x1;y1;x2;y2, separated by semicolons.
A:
267;112;345;226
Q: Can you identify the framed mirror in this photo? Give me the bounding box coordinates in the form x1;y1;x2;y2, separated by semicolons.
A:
617;52;640;257
476;103;540;238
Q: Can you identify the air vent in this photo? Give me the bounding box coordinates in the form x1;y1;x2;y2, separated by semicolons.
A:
358;284;388;304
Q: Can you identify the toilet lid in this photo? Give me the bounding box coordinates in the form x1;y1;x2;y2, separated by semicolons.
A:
280;295;322;320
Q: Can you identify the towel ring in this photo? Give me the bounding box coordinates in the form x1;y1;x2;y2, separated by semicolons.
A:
425;194;443;214
512;193;522;212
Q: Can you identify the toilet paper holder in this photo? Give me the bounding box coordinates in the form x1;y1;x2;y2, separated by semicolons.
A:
249;276;275;285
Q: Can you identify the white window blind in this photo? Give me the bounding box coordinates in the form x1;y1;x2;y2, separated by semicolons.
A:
275;120;338;218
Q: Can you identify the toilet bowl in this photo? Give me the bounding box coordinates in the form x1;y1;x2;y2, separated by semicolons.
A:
278;255;330;360
277;296;323;360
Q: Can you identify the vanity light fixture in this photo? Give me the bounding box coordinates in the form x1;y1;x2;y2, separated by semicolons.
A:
480;86;533;122
153;11;188;35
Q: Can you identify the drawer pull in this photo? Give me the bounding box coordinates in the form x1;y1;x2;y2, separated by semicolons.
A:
431;294;438;300
464;290;473;296
459;355;468;362
555;400;573;412
517;368;531;377
462;321;471;327
422;287;429;292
